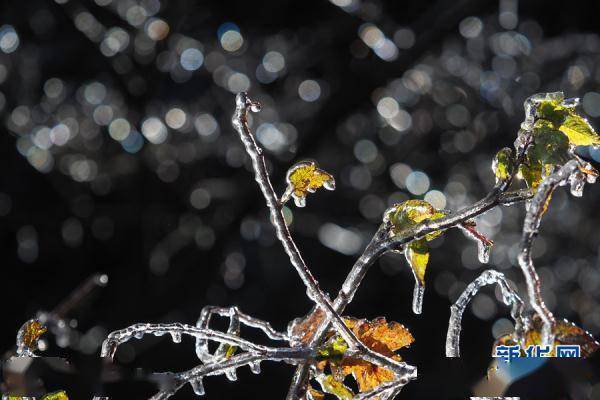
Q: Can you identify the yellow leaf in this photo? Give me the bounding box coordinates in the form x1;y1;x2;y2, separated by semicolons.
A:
405;239;429;286
41;391;69;400
494;316;600;358
21;320;47;350
384;200;447;238
492;147;514;183
285;161;335;207
317;374;354;400
224;344;237;359
559;114;600;146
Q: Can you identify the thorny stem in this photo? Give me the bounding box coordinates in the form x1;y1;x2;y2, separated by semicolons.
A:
445;269;525;357
518;159;580;347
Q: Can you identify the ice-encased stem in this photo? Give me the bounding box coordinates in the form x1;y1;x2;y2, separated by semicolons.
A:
518;159;580;347
231;92;360;348
446;269;525;357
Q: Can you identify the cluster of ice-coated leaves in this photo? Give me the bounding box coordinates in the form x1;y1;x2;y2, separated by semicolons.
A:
307;317;414;400
16;319;47;357
383;200;492;315
495;92;600;191
283;161;335;207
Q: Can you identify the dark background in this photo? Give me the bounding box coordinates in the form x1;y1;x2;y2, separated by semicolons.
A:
1;0;600;399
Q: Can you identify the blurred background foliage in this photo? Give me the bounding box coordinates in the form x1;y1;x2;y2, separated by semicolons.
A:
1;0;600;398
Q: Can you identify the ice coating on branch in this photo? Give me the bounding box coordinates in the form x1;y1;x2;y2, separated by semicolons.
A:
411;283;424;315
446;270;525;357
519;160;581;347
569;170;586;197
457;222;493;264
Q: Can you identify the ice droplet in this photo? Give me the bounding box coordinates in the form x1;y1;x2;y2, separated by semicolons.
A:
134;332;144;339
569;171;585;197
170;332;182;343
477;241;491;264
225;368;238;381
250;361;261;374
412;283;424;315
190;378;205;396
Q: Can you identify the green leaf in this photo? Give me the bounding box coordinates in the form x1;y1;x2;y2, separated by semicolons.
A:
518;159;543;190
316;336;348;363
559;114;600;146
536;98;568;126
41;392;69;400
317;374;354;400
531;120;570;165
492;147;514;183
405;239;429;286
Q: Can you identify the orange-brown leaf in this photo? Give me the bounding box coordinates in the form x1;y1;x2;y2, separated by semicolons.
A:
22;320;47;350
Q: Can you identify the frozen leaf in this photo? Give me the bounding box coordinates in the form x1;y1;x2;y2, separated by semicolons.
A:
316;336;348;364
288;306;325;345
41;392;69;400
343;317;414;357
518;159;543;190
19;319;47;352
384;199;446;238
494;316;600;358
224;344;237;359
284;161;335;207
536;97;568;126
492;147;514;183
313;317;413;395
317;374;354;400
405;239;429;286
559;114;600;146
531;120;570;165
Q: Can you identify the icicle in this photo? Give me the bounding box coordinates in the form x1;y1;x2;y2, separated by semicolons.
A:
412;283;424;315
190;378;205;396
477;240;491;264
225;368;238;381
170;331;182;343
569;171;585;197
249;361;261;374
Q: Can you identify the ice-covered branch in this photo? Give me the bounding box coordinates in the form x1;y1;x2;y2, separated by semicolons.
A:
446;270;525;357
101;323;272;359
195;306;287;363
231;92;361;348
517;159;580;347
